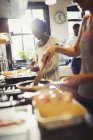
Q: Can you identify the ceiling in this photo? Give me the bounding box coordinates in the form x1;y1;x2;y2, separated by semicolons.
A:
0;0;76;18
0;0;28;18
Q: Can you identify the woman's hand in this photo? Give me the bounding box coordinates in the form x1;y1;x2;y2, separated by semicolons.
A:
42;45;57;65
61;75;83;88
31;65;40;72
31;60;36;66
60;73;93;97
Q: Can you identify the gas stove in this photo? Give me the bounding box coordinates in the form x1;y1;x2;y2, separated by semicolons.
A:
0;83;22;95
0;82;23;93
0;83;32;109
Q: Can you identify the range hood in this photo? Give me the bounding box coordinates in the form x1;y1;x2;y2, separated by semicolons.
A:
0;0;28;18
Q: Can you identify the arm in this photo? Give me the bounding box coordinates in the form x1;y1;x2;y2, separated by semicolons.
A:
42;16;86;65
55;21;83;57
56;15;89;57
42;24;82;64
82;73;93;83
61;73;93;88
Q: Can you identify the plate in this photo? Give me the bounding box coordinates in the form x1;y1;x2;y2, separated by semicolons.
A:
16;79;51;92
2;70;36;84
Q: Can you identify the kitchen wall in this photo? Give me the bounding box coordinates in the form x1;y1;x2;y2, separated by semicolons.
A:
48;0;72;42
48;0;73;76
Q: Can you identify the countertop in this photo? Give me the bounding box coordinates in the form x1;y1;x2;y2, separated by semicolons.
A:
0;110;93;140
0;78;93;140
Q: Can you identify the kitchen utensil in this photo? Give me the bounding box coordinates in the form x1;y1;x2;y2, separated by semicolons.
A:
34;63;46;85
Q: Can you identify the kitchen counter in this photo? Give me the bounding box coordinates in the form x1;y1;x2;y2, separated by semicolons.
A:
0;79;93;140
0;108;93;140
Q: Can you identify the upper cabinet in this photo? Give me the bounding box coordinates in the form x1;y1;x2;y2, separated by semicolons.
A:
0;0;28;18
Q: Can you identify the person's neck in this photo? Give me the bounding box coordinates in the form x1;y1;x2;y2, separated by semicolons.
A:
40;33;50;44
38;33;50;47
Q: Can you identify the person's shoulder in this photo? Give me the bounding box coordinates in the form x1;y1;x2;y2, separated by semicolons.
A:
67;35;76;41
66;35;77;46
69;35;75;39
49;36;58;42
50;36;57;40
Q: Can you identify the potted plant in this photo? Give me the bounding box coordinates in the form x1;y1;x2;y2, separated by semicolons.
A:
18;51;28;61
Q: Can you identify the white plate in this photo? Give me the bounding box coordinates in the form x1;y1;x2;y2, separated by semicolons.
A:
16;79;51;92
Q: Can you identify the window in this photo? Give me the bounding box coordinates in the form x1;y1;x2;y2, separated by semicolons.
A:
8;3;50;61
67;5;82;36
8;9;43;61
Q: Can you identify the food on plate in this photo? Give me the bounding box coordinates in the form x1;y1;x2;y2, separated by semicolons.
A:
17;80;50;92
16;68;36;76
16;68;27;76
1;69;36;78
33;89;86;117
1;71;14;78
19;83;44;92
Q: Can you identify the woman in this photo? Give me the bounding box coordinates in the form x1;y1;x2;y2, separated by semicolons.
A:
31;18;59;81
42;0;93;113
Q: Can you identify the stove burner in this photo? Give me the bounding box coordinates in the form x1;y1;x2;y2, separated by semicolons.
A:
0;83;32;109
0;83;22;95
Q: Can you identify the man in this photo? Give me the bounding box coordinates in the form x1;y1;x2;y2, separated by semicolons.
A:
31;18;59;81
66;23;81;74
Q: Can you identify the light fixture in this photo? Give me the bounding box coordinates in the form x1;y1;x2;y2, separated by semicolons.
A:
45;0;57;5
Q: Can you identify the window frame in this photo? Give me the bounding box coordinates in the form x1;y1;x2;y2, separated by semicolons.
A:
28;2;51;35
